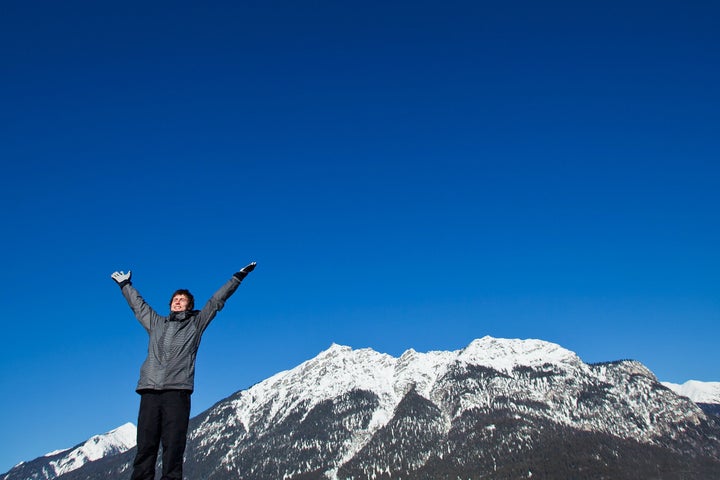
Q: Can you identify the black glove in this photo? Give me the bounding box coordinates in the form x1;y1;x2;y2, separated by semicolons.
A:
111;270;132;288
234;262;256;281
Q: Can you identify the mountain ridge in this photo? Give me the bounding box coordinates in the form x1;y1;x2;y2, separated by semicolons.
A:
4;337;720;479
662;379;720;404
1;423;135;480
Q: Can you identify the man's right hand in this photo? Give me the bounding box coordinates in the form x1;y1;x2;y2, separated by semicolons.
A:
111;270;132;285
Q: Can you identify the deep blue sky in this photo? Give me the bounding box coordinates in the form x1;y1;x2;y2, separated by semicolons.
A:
1;0;718;472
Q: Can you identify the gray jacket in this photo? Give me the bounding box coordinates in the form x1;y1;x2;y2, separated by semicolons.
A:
121;276;242;392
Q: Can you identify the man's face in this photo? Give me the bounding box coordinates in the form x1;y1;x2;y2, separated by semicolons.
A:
170;294;190;312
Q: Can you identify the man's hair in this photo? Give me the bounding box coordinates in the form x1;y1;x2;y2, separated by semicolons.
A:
169;289;195;310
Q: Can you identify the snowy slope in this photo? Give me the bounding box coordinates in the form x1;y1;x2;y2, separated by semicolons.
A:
217;336;583;432
662;380;720;404
197;335;682;445
1;423;136;480
48;423;136;477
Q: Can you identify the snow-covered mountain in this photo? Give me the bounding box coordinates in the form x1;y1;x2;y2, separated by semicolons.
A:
662;380;720;404
9;336;720;479
663;380;720;419
1;423;135;480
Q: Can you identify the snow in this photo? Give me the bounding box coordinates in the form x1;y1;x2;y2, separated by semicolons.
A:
46;422;136;478
457;335;585;373
44;449;71;458
214;334;609;463
662;380;720;404
228;336;606;432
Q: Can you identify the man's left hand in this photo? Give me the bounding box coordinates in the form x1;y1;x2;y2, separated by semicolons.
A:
234;262;256;281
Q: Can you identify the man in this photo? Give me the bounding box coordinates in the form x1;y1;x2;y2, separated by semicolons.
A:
111;263;256;480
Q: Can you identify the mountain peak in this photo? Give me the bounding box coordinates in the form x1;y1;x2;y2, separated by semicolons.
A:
49;423;136;477
458;335;583;373
323;342;352;354
663;380;720;404
2;423;136;480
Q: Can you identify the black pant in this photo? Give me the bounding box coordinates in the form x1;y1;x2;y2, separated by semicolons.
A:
131;390;191;480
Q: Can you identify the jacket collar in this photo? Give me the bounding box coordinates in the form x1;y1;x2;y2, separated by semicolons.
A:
168;310;196;322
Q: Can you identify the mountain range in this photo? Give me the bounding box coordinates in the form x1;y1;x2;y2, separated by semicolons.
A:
3;336;720;479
